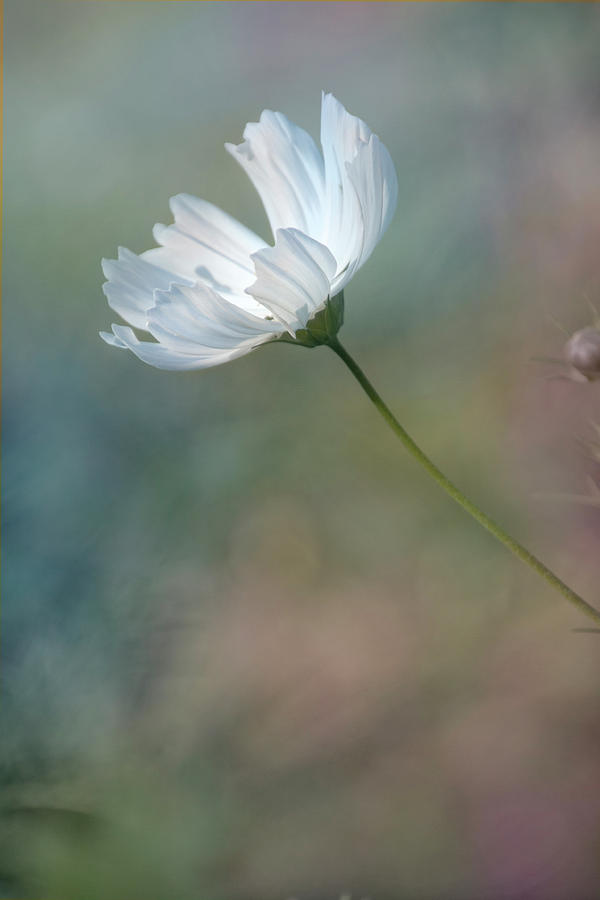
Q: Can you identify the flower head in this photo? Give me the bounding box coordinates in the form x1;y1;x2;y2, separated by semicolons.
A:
100;93;397;370
564;326;600;382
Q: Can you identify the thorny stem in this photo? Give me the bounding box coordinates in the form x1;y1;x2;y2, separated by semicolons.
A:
328;336;600;627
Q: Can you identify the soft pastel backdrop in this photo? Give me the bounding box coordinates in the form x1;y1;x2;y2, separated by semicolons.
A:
3;2;600;898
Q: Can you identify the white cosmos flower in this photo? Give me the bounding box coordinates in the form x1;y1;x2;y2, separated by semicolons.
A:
100;93;398;370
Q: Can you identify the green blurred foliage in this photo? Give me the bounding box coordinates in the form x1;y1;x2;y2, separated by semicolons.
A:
3;2;600;898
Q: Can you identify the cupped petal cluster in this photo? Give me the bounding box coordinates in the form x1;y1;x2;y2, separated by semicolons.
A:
101;93;397;370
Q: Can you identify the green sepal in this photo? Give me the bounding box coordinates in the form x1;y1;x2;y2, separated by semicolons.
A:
275;291;344;348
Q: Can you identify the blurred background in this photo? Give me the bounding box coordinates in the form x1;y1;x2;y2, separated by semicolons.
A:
3;2;600;898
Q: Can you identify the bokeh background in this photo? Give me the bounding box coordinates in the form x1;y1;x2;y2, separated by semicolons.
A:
3;2;600;898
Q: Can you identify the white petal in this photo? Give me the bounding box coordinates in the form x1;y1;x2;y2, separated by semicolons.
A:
99;329;128;348
319;92;397;291
318;94;367;279
226;110;325;238
168;194;265;268
246;228;337;334
101;247;193;330
100;280;283;371
105;324;272;372
148;194;269;317
339;134;398;291
146;282;283;352
321;92;372;172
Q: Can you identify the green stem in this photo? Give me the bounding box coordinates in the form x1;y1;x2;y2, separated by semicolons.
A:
328;336;600;626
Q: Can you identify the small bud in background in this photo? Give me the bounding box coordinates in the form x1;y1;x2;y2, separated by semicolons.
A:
564;327;600;381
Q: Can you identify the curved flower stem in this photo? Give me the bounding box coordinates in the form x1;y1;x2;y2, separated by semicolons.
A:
327;336;600;626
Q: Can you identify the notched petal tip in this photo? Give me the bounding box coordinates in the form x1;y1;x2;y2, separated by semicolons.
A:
168;192;192;214
152;223;168;243
151;288;171;308
100;328;128;349
225;138;254;163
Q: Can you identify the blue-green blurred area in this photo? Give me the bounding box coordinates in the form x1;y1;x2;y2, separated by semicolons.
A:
3;2;600;897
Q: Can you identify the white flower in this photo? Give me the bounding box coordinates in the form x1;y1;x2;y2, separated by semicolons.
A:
100;93;398;370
